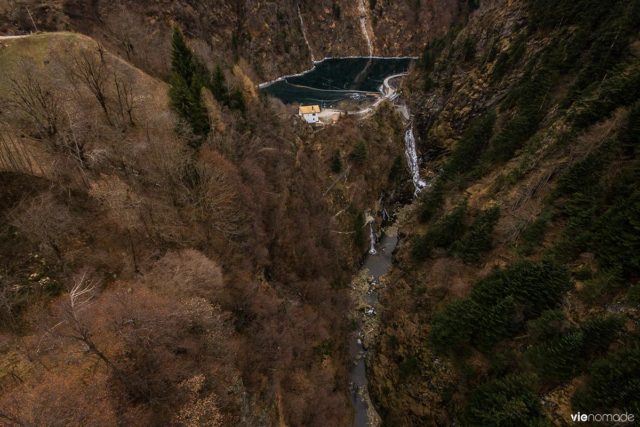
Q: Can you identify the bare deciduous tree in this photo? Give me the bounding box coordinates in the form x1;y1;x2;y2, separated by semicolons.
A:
43;272;146;399
7;67;62;139
88;174;143;271
0;130;43;175
174;375;223;427
113;72;135;127
68;46;112;125
10;193;76;262
194;149;251;241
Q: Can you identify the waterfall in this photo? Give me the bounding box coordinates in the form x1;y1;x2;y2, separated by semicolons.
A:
353;0;375;87
368;222;377;255
404;127;427;195
357;0;374;57
297;4;316;63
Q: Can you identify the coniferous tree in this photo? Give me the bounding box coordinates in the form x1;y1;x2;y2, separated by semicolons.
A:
210;65;229;103
330;150;342;174
169;28;211;145
349;141;368;166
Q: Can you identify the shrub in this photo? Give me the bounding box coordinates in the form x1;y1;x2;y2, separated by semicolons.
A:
430;261;571;353
399;356;420;381
453;206;500;263
527;314;623;385
411;234;432;262
387;155;403;182
417;179;444;223
428;202;467;248
627;284;640;306
518;214;549;255
412;201;467;261
572;344;640;415
527;309;566;342
443;111;496;179
330;150;342;174
491;34;527;82
528;331;585;383
619;101;640;158
571;64;640;130
354;212;365;247
464;374;547;426
421;38;445;73
349;141;367;166
580;314;624;355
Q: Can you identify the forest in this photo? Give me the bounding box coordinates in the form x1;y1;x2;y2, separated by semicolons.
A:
0;0;639;425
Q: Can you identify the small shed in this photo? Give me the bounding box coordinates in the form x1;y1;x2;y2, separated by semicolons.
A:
299;105;321;124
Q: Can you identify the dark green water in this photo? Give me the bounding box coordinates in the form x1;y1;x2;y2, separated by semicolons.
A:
260;57;413;107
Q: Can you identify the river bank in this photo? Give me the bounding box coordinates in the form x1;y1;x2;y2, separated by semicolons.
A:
349;226;399;427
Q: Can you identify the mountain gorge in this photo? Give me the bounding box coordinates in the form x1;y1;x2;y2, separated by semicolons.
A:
0;0;639;426
369;0;640;424
1;0;464;79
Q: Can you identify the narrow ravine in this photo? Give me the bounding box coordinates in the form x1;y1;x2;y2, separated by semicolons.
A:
349;84;426;426
349;227;398;427
258;58;425;427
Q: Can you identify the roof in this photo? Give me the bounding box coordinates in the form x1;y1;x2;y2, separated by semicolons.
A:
299;105;320;114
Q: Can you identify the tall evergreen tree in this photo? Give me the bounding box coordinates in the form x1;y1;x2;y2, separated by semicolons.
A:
169;28;211;145
210;65;228;103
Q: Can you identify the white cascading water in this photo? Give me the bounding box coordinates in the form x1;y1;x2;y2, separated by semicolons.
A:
358;0;374;57
404;127;427;195
368;222;377;255
297;4;316;63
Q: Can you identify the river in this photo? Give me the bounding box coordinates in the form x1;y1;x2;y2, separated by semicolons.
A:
259;57;425;426
350;228;399;427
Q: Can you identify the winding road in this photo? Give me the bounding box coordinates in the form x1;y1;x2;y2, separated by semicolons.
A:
317;72;408;121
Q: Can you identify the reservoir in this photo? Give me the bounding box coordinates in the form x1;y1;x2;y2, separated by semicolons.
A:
260;57;414;107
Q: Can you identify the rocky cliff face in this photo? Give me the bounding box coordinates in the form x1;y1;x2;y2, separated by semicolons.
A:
368;0;640;424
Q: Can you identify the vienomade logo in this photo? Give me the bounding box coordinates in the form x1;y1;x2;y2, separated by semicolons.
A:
571;412;635;423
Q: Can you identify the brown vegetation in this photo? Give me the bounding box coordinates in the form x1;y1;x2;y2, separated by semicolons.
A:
0;28;413;425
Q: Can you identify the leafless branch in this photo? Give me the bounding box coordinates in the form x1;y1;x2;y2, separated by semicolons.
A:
8;68;61;139
68;47;112;125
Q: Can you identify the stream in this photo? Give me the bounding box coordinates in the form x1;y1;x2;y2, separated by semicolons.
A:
349;228;399;427
258;56;425;427
348;90;425;427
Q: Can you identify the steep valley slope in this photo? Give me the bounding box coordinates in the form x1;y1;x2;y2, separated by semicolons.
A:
369;0;640;425
0;0;467;81
0;27;413;425
1;0;639;426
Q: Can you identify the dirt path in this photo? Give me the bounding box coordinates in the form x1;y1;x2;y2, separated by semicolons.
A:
0;34;32;40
